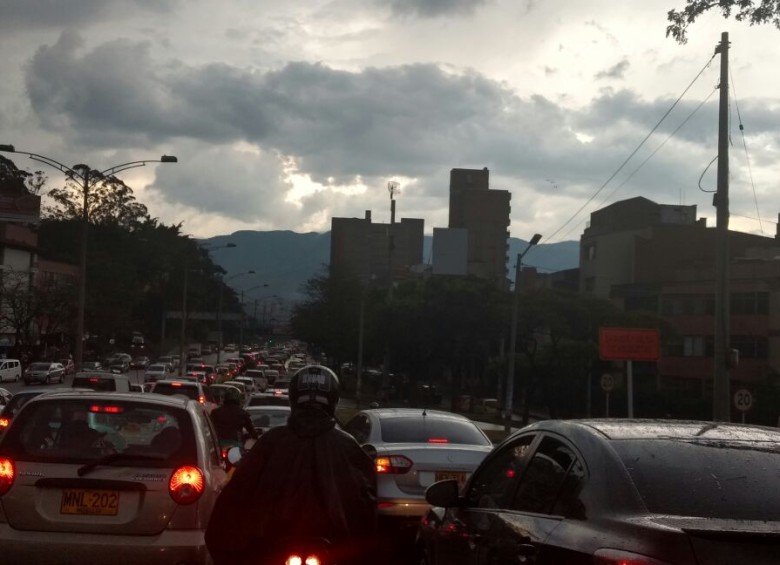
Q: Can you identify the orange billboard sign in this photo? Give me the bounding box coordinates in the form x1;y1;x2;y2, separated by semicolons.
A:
599;327;659;361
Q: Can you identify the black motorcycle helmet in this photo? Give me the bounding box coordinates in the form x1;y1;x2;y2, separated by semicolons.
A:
288;365;340;416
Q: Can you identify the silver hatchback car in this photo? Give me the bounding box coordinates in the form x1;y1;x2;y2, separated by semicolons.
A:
342;408;493;528
0;391;227;564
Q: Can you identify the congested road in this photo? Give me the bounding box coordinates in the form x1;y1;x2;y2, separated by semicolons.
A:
0;347;426;565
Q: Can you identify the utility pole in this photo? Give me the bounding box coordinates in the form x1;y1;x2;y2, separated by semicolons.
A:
383;181;399;385
713;31;731;422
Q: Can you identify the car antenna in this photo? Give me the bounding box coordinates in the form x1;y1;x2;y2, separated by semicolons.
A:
422;407;427;417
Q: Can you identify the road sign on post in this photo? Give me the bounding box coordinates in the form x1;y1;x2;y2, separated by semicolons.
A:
733;388;753;423
601;373;615;418
599;328;660;361
599;328;660;419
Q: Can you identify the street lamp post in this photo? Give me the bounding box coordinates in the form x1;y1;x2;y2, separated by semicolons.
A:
505;233;542;433
217;270;255;364
178;242;236;375
0;144;176;371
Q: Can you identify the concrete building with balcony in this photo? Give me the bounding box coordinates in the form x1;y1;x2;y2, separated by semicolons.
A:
330;210;424;284
448;167;511;289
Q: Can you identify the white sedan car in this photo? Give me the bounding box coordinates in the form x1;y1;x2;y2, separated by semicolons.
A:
342;408;493;529
0;391;226;564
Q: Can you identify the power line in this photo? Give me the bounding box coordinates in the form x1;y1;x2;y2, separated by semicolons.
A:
555;86;717;242
545;53;716;244
731;69;763;234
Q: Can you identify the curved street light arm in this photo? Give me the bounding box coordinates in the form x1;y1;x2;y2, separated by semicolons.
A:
0;148;85;181
102;156;177;177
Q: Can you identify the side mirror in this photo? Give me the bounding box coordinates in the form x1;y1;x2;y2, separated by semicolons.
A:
425;479;461;508
227;446;243;465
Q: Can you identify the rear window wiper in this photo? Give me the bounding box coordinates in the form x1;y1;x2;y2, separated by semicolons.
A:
78;452;167;477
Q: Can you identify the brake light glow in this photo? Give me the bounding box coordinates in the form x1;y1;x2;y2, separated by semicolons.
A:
198;395;206;405
0;417;10;429
428;438;449;443
594;549;674;565
168;466;205;505
285;555;321;565
0;457;15;496
171;382;182;387
89;405;124;413
89;378;100;383
375;455;413;474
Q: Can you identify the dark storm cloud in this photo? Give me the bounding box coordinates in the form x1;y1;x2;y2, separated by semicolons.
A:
383;0;489;18
595;59;629;80
0;0;175;32
23;32;780;224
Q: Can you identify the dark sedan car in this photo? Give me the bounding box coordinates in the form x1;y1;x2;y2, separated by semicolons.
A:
418;419;780;565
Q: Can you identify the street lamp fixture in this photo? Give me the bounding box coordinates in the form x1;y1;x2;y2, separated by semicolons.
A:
505;233;542;433
0;144;177;371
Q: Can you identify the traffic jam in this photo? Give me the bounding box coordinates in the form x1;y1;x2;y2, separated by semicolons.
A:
1;343;780;564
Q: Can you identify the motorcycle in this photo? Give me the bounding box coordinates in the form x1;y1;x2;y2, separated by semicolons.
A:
278;537;333;565
220;436;255;473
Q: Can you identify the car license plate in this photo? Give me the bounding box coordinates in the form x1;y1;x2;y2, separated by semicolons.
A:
60;489;119;516
436;471;466;487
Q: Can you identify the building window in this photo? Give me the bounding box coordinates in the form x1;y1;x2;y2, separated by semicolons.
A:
683;336;706;357
584;244;596;261
661;294;712;316
731;292;769;315
731;336;768;359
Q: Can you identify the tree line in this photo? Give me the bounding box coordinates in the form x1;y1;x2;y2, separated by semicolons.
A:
0;156;242;361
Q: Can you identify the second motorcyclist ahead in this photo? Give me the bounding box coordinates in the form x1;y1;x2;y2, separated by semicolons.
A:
209;386;258;445
205;365;377;565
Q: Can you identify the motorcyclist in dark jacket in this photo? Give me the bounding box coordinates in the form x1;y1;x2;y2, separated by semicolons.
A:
209;387;257;443
206;365;377;565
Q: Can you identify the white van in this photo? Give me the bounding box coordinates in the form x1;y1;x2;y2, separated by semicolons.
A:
0;359;22;383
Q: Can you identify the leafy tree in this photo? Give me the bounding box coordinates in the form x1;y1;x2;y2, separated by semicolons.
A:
0;155;47;195
45;165;150;228
667;0;780;43
0;269;37;349
290;270;366;370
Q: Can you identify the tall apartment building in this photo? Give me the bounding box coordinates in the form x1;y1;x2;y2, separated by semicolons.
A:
448;167;511;289
330;210;424;284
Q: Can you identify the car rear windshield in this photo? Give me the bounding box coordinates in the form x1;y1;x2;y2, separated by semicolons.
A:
248;395;289;407
379;416;490;445
1;398;196;466
28;363;51;371
147;365;166;372
152;382;200;400
613;439;780;520
249;410;289;428
71;376;118;391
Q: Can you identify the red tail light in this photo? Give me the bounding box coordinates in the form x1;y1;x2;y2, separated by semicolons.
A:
594;549;674;565
375;455;413;474
0;457;15;496
168;466;204;504
0;417;10;429
428;438;449;443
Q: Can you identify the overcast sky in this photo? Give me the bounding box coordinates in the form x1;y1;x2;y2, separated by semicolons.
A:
2;0;779;245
